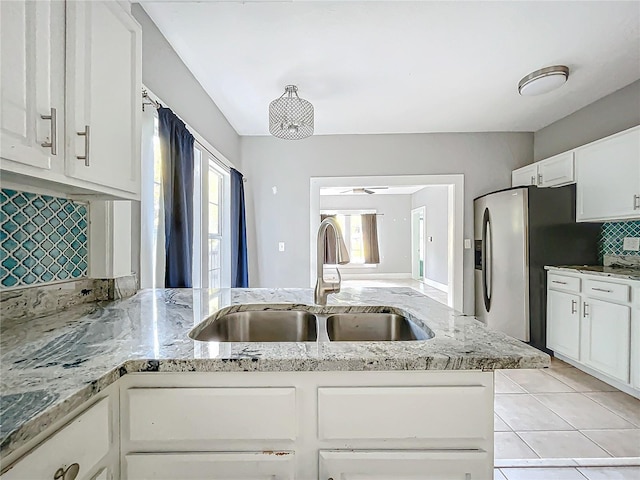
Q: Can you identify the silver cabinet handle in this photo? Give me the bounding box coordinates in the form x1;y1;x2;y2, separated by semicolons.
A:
592;287;613;293
54;463;79;480
537;173;543;186
571;299;577;314
531;175;536;185
76;125;90;167
40;107;57;155
634;195;640;210
583;302;589;317
552;280;567;285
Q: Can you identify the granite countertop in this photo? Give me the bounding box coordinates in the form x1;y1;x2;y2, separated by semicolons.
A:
546;265;640;281
0;287;548;458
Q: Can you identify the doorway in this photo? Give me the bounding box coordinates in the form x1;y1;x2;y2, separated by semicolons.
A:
310;174;463;311
411;206;426;281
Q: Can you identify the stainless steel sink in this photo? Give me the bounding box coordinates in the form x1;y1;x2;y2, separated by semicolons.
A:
191;310;318;342
326;313;429;341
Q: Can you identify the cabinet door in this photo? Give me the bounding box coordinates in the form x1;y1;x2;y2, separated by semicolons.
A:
547;290;580;360
125;452;294;480
0;0;63;170
65;1;141;194
319;450;490;480
539;151;574;187
1;398;110;480
512;164;538;187
581;298;631;383
575;127;640;222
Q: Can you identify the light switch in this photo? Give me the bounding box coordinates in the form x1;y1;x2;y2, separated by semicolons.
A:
279;242;285;252
464;238;472;249
623;237;640;251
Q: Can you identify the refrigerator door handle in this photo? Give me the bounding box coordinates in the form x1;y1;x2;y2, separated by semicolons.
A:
482;208;492;312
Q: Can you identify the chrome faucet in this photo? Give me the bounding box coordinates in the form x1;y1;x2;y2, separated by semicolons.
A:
314;217;350;305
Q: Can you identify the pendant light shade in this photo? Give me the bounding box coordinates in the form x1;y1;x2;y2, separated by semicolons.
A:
518;65;569;96
269;85;314;140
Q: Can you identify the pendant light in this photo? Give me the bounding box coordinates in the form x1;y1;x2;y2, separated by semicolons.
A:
269;85;314;140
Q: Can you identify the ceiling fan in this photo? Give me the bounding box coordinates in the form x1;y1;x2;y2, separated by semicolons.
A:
340;187;389;195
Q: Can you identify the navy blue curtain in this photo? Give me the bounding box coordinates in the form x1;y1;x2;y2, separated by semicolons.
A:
230;168;248;288
158;107;194;288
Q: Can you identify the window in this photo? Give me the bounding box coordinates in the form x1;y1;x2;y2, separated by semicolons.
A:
193;143;230;289
321;210;376;265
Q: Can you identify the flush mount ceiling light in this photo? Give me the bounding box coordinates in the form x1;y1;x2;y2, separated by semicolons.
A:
518;65;570;96
269;85;314;140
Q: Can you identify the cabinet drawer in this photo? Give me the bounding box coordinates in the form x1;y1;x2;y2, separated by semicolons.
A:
318;386;491;440
584;279;630;303
125;452;295;479
1;398;110;480
127;388;296;442
319;449;490;479
548;273;581;293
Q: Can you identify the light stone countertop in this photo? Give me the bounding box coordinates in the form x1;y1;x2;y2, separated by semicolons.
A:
546;265;640;281
0;287;549;458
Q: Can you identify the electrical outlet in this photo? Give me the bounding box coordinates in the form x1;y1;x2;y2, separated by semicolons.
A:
623;237;640;251
278;242;285;252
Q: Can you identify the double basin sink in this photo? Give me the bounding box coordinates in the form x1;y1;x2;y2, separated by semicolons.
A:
189;307;434;343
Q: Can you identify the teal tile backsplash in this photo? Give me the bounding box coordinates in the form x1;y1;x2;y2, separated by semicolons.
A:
0;189;88;289
599;220;640;258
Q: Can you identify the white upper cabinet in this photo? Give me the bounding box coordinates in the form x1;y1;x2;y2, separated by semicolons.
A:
0;0;64;171
0;1;141;200
512;163;539;187
512;152;575;188
65;1;141;195
538;151;574;188
575;126;640;222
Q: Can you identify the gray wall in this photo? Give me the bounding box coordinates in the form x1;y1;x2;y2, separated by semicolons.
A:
534;80;640;161
411;186;449;286
319;194;412;275
241;132;533;314
131;4;241;165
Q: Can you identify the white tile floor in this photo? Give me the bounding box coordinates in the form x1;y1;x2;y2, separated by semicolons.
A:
494;357;640;478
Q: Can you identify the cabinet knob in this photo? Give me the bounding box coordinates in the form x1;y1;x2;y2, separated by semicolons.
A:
537;173;543;186
53;463;79;480
634;194;640;210
571;299;577;314
583;302;589;317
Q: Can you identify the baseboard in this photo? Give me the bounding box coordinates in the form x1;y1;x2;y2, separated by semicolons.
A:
341;273;412;280
554;353;640;399
422;277;449;293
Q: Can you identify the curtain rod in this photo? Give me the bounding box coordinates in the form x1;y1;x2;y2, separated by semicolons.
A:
141;87;244;177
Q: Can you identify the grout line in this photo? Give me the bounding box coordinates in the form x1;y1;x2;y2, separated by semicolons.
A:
582;392;640;428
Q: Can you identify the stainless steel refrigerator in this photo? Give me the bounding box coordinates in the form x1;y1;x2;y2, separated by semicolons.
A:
474;184;601;353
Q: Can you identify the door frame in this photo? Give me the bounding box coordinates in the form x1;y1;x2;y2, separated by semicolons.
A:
411;206;426;281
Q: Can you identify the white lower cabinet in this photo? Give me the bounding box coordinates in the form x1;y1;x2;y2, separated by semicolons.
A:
0;397;114;480
546;270;638;397
581;298;631;383
125;452;295;480
319;450;489;480
546;289;581;360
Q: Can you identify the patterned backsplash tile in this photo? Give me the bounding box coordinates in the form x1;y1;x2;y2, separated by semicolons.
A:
599;220;640;258
0;189;88;289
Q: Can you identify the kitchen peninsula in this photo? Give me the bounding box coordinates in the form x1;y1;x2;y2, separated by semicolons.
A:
1;288;549;480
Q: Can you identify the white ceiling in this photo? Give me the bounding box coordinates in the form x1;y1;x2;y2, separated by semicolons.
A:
140;1;640;136
320;185;427;196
